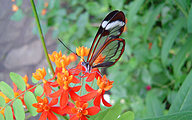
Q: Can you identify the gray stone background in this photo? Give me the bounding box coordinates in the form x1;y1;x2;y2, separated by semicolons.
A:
0;0;57;119
0;0;57;86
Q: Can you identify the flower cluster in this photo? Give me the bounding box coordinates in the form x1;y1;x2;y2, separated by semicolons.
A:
31;46;114;120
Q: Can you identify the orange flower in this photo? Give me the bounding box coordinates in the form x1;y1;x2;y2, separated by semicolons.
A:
69;53;77;62
56;70;73;90
55;55;70;69
49;51;62;62
44;2;49;7
69;101;100;120
12;4;18;12
97;75;113;94
76;46;90;61
148;42;152;50
94;54;106;65
32;67;46;81
22;75;30;88
49;69;80;108
41;9;46;15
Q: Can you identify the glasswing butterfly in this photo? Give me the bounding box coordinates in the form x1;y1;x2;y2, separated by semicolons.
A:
59;10;125;73
81;10;126;72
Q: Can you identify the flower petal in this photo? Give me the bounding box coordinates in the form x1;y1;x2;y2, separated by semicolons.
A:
85;84;95;92
93;94;101;107
47;111;58;120
39;111;48;120
86;73;95;82
60;90;68;108
51;107;65;114
44;82;52;96
69;90;80;101
49;88;63;98
69;115;78;120
87;106;100;115
80;91;97;102
70;86;81;92
72;77;80;84
64;106;74;114
101;95;112;107
48;98;58;106
81;115;88;120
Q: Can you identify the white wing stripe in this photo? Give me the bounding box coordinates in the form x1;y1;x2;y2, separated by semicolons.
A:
101;21;108;28
105;21;125;30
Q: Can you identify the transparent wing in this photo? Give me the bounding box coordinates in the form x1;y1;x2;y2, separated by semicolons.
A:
90;38;125;68
87;10;125;63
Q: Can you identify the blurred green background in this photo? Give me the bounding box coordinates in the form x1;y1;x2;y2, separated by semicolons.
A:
11;0;192;119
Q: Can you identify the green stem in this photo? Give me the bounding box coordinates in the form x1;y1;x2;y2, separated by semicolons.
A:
30;0;55;75
79;74;83;96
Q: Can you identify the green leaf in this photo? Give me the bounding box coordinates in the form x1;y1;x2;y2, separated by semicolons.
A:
161;18;185;66
175;0;188;17
0;81;14;99
167;90;177;104
118;111;135;120
172;35;192;78
127;0;145;30
10;9;24;21
149;60;163;75
180;104;192;111
13;99;25;120
141;67;152;85
168;69;192;114
110;0;124;10
95;104;122;120
4;106;13;120
146;91;163;117
76;12;89;39
85;2;101;15
143;3;164;41
144;111;192;120
24;91;38;116
10;72;26;91
187;4;192;33
0;96;5;107
0;113;4;120
34;85;44;97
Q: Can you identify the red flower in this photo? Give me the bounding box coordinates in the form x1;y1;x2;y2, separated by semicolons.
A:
66;101;100;120
145;85;151;91
32;96;66;120
80;75;113;108
148;42;152;50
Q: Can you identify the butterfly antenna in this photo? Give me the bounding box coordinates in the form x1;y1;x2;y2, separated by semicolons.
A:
57;38;83;60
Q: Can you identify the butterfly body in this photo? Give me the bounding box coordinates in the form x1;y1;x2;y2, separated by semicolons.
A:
81;10;126;72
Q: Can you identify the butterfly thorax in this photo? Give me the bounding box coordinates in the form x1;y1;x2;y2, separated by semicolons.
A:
81;62;92;72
